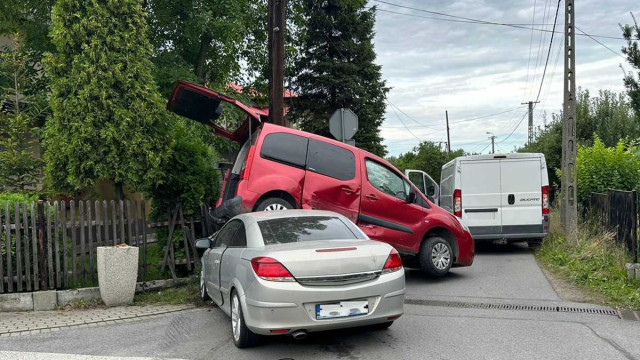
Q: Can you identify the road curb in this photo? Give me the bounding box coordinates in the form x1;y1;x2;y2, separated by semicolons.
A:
0;277;193;312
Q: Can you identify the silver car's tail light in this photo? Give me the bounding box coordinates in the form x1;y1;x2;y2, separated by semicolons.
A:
381;248;403;274
251;257;295;282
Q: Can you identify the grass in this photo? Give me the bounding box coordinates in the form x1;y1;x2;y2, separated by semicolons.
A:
133;277;205;306
535;210;640;310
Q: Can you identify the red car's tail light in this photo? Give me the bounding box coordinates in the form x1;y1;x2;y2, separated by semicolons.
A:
454;189;462;217
241;145;256;181
542;186;550;215
251;257;294;282
382;248;403;274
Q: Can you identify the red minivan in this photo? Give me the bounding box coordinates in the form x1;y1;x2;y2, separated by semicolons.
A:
168;81;474;276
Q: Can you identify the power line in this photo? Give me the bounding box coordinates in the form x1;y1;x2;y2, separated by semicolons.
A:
576;26;625;59
522;0;539;103
382;107;522;129
386;101;444;130
388;103;423;143
533;0;562;104
497;111;529;144
372;2;626;40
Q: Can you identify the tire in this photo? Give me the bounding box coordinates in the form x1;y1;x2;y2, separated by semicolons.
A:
255;197;295;212
231;291;260;348
200;266;210;301
527;238;544;249
419;237;453;277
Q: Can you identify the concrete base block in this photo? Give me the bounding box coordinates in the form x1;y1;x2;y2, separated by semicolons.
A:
0;293;33;312
98;246;139;307
56;287;101;307
33;291;57;311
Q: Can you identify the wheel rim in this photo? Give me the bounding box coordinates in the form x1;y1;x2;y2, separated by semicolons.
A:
264;203;287;211
431;243;451;270
200;267;205;298
231;295;241;342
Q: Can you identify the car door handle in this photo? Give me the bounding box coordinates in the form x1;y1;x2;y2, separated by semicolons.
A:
365;194;379;201
341;186;356;194
214;260;220;265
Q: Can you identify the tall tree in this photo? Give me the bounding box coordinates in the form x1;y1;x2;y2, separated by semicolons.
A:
146;0;252;96
0;36;45;191
390;142;464;182
44;0;171;198
289;0;389;156
622;14;640;114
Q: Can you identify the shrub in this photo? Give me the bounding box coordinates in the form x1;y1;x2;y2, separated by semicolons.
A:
574;135;640;202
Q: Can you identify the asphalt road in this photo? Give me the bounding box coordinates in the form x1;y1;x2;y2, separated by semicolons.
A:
2;243;639;360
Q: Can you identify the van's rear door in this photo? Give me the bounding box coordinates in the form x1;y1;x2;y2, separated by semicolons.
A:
460;160;502;236
167;80;260;143
500;158;542;234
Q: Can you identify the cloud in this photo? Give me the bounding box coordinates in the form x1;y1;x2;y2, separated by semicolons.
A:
370;0;639;156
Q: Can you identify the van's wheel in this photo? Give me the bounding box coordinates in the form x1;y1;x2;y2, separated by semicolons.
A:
231;291;260;348
419;237;453;277
256;198;294;212
527;239;543;249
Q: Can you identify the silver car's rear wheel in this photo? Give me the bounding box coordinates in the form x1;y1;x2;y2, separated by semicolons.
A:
231;294;241;342
231;291;260;348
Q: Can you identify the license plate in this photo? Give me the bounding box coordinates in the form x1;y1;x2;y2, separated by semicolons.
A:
316;301;369;320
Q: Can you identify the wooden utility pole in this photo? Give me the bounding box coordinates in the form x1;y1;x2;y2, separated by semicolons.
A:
445;111;451;153
268;0;287;126
561;0;577;235
521;101;540;145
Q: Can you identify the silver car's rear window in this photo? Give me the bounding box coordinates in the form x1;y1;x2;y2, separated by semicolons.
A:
258;216;357;245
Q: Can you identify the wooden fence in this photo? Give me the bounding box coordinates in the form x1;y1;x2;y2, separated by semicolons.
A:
585;190;638;263
0;200;215;294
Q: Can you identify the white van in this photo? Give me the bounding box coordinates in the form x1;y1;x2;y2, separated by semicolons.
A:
438;153;550;246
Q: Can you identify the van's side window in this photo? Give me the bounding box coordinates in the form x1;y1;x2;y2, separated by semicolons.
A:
307;140;356;180
365;160;406;199
260;133;309;168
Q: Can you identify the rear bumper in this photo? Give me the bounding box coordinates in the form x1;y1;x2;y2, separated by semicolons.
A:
470;216;550;241
241;269;405;335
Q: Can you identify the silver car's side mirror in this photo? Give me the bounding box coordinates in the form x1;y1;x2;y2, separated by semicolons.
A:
195;238;212;249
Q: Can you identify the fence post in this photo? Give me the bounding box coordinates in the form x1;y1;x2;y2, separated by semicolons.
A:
633;190;638;263
37;200;47;290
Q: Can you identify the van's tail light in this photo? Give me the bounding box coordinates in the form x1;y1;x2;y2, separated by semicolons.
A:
382;248;403;274
240;145;256;181
542;186;550;215
251;257;294;282
454;189;462;217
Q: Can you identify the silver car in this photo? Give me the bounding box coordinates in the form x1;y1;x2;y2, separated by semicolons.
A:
196;210;405;348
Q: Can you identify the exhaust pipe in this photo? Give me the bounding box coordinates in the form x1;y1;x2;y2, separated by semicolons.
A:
291;330;308;340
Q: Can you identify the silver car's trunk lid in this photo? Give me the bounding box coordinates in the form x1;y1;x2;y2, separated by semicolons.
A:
257;240;392;285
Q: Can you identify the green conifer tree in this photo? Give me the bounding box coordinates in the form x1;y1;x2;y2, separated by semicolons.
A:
290;0;389;156
44;0;171;197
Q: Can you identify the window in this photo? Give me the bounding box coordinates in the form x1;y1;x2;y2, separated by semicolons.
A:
307;140;356;180
229;223;247;247
258;216;358;245
408;172;426;195
214;220;241;248
365;160;408;200
260;133;309;168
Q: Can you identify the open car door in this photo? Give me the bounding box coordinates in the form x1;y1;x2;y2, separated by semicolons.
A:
167;80;261;143
405;169;440;205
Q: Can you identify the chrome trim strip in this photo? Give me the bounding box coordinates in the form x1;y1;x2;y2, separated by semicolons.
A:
296;270;382;285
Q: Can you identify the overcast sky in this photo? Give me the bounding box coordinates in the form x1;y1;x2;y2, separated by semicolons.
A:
369;0;639;156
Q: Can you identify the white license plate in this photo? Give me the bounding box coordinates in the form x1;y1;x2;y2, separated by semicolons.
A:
316;301;369;320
